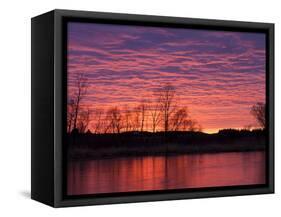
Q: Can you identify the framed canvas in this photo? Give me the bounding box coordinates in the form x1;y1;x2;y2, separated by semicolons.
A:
31;9;274;207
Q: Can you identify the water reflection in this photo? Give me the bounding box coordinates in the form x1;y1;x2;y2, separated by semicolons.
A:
67;151;265;195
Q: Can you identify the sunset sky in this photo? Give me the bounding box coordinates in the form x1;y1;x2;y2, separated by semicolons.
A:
67;22;266;133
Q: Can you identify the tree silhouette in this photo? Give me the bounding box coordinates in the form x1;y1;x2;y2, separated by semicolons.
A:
106;107;123;133
184;119;202;132
171;107;189;131
138;102;148;132
170;107;202;132
132;105;141;131
67;99;75;133
150;101;161;133
77;107;90;133
67;72;89;133
124;109;133;132
251;102;265;129
73;73;88;130
158;84;176;132
92;109;104;134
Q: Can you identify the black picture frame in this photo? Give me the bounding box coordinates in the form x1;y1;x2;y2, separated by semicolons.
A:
31;9;274;207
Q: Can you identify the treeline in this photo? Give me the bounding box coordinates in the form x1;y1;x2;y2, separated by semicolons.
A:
67;76;201;134
67;129;266;159
67;72;266;135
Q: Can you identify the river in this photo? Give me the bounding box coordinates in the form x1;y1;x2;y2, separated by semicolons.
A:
67;151;265;195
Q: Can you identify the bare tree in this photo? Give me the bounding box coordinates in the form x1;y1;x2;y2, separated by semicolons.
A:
77;107;91;133
92;109;104;134
72;72;88;130
158;84;176;132
103;119;111;134
183;119;202;132
251;102;266;129
106;107;123;133
131;106;141;131
124;109;133;132
138;102;148;132
150;102;161;133
67;99;75;133
171;107;189;131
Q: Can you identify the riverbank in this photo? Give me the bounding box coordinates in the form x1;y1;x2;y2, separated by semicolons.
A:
67;129;266;159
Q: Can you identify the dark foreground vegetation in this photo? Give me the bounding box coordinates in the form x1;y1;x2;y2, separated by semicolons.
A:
67;129;266;159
